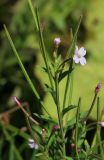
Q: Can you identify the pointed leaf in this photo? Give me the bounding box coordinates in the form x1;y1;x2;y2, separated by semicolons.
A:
42;67;48;73
58;68;74;82
62;105;77;116
33;113;56;123
44;84;54;93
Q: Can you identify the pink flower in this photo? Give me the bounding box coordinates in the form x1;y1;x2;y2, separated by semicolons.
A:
52;124;60;132
73;46;86;65
71;143;76;148
95;83;102;94
54;38;61;46
98;122;104;127
77;148;81;153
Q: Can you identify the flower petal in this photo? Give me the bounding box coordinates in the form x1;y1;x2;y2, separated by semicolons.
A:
74;46;79;55
73;55;80;64
79;57;86;65
29;143;35;149
34;143;39;149
29;138;34;143
79;47;86;56
98;122;104;127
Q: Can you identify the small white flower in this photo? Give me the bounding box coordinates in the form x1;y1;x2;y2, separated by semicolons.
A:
28;138;39;149
73;46;86;65
54;38;61;46
98;122;104;127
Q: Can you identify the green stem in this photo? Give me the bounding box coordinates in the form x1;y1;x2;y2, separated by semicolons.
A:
35;8;54;90
27;0;38;30
75;98;81;160
62;16;82;110
28;0;55;101
63;60;73;109
85;93;97;121
55;74;65;158
96;97;104;159
45;132;53;152
68;71;74;105
66;15;82;58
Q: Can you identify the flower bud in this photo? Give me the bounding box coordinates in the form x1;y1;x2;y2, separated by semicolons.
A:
40;128;46;137
71;143;76;148
54;38;61;47
78;148;81;153
13;96;21;106
52;124;60;132
95;83;102;94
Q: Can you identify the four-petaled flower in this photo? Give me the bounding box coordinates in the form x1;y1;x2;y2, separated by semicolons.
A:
73;46;86;65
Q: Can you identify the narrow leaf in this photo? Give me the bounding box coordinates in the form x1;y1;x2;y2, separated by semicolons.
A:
62;105;77;116
4;25;50;116
33;113;56;123
4;25;39;100
9;141;14;160
14;146;24;160
27;0;38;30
66;15;82;57
58;68;74;82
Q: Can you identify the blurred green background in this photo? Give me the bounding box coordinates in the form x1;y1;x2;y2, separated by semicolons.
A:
0;0;104;121
0;0;104;159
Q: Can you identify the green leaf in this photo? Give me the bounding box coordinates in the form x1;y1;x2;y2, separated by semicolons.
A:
62;105;77;116
58;68;74;82
33;113;56;123
54;55;62;70
84;140;90;152
34;153;44;157
9;141;14;160
65;118;76;132
66;15;82;57
3;25;40;99
14;146;24;160
0;139;3;160
42;67;48;73
3;24;50;116
44;84;54;93
27;0;38;30
64;156;73;160
5;124;29;140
